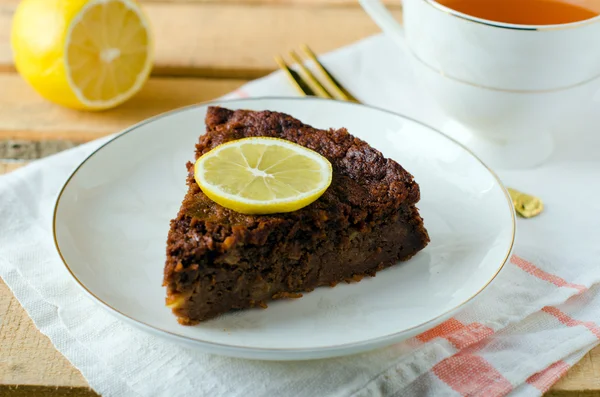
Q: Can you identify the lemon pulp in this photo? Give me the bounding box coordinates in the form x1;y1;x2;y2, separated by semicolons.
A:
194;137;333;214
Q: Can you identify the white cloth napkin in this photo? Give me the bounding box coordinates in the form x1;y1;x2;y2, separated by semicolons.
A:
2;34;600;397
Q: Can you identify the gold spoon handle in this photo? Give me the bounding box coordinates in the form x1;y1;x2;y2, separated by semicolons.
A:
508;188;544;218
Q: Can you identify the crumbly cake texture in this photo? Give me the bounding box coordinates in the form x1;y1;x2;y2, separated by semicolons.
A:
163;106;430;324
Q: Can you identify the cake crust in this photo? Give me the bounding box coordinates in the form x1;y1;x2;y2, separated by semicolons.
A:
164;107;430;324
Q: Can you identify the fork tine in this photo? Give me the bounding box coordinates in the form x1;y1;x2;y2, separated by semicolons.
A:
288;50;333;99
301;44;360;103
274;55;315;97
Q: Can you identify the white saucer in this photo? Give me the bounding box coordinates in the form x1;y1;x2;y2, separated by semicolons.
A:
442;119;555;170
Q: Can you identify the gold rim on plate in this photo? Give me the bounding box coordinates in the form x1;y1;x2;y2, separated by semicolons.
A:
52;96;516;357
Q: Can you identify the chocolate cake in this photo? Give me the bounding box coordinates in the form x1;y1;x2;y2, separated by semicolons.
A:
164;106;430;324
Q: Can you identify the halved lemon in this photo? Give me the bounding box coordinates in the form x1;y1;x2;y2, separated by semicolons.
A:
11;0;153;110
194;138;333;214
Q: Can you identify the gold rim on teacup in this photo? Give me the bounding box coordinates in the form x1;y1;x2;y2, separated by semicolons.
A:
404;44;600;93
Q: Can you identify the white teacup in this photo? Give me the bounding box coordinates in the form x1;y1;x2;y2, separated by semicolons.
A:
359;0;600;169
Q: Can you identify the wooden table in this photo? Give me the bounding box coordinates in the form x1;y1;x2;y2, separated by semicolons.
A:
0;1;598;395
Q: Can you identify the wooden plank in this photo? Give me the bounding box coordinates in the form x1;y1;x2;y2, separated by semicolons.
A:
549;349;600;396
0;74;246;142
0;279;94;393
0;0;401;7
0;161;26;174
0;141;77;160
141;0;400;4
0;2;396;78
0;387;98;397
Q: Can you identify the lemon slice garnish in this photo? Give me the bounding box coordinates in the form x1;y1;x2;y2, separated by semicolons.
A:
11;0;153;110
194;138;333;214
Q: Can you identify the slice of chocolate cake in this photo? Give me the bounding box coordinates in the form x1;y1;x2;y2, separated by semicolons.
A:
164;106;429;324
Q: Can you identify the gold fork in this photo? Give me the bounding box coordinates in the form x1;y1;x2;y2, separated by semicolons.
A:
275;45;543;218
275;44;359;103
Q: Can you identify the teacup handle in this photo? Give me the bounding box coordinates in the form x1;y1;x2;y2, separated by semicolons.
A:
358;0;405;46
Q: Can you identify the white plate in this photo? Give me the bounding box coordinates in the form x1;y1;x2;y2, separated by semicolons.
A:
54;97;515;360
